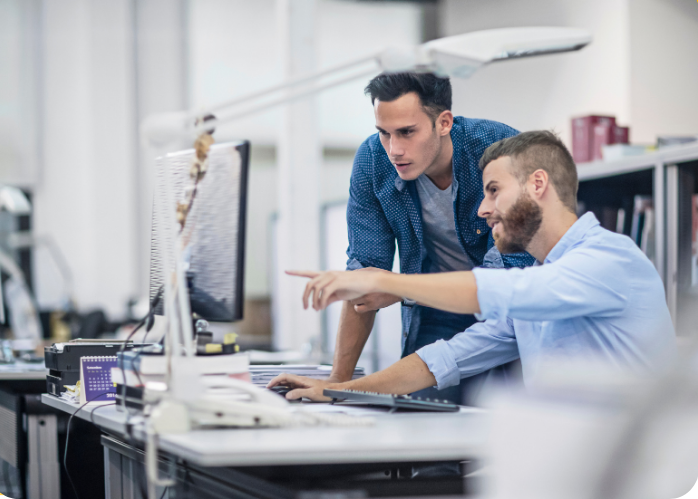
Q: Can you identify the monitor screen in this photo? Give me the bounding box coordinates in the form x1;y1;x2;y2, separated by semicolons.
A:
149;140;249;322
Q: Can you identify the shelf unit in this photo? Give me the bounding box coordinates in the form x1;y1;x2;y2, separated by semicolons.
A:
576;142;698;335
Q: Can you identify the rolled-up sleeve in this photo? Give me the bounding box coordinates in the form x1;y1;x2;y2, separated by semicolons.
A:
416;318;519;390
346;258;365;271
472;246;631;322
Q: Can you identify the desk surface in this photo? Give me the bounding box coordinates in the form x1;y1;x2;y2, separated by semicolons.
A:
0;363;48;380
42;394;490;468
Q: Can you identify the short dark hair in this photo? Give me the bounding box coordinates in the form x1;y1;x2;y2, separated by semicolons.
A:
364;72;452;121
479;131;579;212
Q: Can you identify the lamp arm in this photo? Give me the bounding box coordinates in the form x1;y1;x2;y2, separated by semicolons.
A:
203;53;381;117
142;51;391;144
191;53;383;135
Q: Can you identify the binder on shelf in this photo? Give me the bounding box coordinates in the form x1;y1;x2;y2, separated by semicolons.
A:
691;194;698;287
572;115;615;163
630;195;655;265
615;208;626;235
571;115;631;162
592;122;615;161
640;208;655;264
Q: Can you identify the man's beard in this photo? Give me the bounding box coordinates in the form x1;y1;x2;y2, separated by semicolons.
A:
489;191;543;254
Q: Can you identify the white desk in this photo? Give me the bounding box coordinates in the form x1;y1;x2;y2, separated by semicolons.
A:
43;393;490;498
41;394;490;467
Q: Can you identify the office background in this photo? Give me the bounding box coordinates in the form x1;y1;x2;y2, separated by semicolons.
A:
1;0;697;372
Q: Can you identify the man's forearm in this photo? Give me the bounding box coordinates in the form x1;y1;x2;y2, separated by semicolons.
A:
331;353;437;395
329;301;376;382
375;271;480;315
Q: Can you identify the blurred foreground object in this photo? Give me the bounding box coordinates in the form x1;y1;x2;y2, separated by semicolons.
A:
483;356;698;499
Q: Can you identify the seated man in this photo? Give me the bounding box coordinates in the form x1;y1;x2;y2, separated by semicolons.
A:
270;130;677;401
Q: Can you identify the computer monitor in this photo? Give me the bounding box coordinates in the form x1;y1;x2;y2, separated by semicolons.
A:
149;140;250;322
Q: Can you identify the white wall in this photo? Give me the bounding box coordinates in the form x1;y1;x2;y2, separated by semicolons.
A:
442;0;698;147
441;0;632;148
133;0;189;294
188;0;420;147
629;0;698;143
15;0;421;321
34;0;138;317
188;0;421;300
245;153;354;297
0;0;40;185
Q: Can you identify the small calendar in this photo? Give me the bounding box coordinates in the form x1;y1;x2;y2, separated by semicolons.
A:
80;356;118;404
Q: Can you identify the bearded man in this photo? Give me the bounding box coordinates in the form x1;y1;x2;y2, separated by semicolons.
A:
271;130;677;400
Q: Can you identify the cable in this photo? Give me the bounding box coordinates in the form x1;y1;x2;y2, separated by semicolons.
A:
118;318;146;410
62;289;165;499
160;486;168;499
119;286;163;499
89;401;116;425
130;312;157;387
118;286;163;410
63;392;112;499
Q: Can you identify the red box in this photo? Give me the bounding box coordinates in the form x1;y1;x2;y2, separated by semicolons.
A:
592;122;615;161
571;115;616;163
614;125;630;144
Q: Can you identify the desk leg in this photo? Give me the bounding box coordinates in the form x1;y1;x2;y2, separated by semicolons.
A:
105;447;123;499
26;414;60;499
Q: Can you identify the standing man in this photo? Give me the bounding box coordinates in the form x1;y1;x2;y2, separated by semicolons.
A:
329;72;533;404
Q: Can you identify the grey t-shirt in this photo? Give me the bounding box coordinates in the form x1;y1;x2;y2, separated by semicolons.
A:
415;174;473;273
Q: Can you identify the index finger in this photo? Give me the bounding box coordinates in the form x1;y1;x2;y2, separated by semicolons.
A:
285;270;321;279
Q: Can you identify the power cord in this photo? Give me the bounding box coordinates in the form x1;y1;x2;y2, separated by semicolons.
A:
118;286;163;410
89;401;116;425
63;392;112;499
118;286;164;499
64;287;165;499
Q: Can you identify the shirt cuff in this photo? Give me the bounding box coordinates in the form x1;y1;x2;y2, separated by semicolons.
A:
416;340;461;390
472;267;515;322
346;258;365;271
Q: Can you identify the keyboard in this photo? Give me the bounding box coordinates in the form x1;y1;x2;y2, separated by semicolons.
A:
323;389;459;413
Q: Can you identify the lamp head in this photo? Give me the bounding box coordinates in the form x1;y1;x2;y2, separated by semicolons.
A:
379;27;592;78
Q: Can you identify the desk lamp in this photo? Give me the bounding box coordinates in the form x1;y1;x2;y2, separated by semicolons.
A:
139;26;592;498
143;27;591;141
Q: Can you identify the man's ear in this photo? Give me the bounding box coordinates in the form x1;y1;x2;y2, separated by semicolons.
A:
529;169;549;200
436;110;454;136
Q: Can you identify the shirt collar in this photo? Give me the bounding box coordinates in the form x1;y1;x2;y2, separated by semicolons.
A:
544;212;600;264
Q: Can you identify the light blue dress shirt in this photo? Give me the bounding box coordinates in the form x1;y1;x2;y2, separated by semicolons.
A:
417;212;677;388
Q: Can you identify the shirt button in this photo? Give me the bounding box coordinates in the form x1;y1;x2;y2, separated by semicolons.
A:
476;229;481;234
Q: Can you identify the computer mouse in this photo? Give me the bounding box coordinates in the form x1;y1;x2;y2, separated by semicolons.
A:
269;385;292;396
